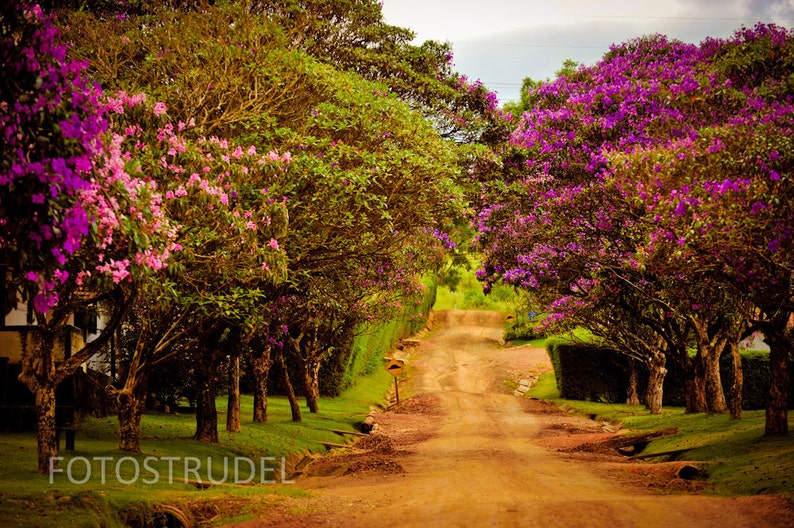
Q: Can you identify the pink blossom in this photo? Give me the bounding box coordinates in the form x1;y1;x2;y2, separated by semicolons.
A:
152;101;168;116
96;259;131;284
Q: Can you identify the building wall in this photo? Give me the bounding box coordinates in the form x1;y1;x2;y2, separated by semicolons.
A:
741;332;771;352
1;296;110;372
0;327;75;364
0;332;23;363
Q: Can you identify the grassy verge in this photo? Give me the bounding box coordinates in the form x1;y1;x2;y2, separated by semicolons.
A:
507;337;547;348
528;370;794;500
0;367;393;527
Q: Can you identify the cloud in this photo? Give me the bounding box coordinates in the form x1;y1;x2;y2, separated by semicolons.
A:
381;0;794;103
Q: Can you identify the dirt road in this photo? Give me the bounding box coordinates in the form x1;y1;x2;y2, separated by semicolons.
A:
226;310;793;527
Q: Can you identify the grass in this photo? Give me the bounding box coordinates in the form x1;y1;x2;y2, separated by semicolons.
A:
0;367;393;527
507;337;547;348
528;369;794;500
434;256;523;314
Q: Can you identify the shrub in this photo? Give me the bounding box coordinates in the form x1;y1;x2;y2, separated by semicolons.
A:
545;338;629;403
546;338;794;409
504;320;545;342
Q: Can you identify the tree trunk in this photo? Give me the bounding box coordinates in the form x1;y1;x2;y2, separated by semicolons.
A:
194;346;220;443
645;353;667;414
702;350;728;413
116;369;150;453
18;328;60;474
226;354;241;433
117;390;145;453
728;341;743;420
301;357;321;413
251;344;272;423
692;318;728;414
18;285;134;473
277;348;301;422
309;358;321;412
668;336;706;414
35;383;59;474
625;359;641;405
765;341;789;436
685;356;708;413
756;311;792;436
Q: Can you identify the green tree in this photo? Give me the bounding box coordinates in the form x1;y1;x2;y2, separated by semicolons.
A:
1;3;180;472
503;59;578;115
64;2;465;432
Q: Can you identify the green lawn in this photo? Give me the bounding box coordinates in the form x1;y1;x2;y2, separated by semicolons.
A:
0;367;393;527
529;370;794;499
5;339;792;527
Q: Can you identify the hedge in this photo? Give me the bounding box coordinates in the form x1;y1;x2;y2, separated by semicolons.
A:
546;338;629;403
545;337;794;409
504;320;545;342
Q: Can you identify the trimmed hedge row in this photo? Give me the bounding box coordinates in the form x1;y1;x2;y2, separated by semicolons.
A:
546;339;630;403
545;337;794;409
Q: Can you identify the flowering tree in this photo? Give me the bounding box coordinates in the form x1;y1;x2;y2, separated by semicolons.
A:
475;33;714;308
605;24;794;432
0;3;179;472
63;2;465;432
477;26;794;427
92;92;289;449
2;2;107;311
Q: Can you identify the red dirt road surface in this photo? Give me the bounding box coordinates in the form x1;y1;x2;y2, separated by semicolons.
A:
224;310;794;527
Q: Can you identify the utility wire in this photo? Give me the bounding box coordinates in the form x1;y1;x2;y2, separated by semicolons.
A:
563;14;794;21
455;42;609;49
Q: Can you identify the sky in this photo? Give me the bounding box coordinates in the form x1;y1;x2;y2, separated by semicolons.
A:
380;0;794;104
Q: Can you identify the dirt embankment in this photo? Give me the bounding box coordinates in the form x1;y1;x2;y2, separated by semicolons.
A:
224;310;794;528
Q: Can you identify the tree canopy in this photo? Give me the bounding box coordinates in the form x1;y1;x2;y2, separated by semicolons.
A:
5;0;793;477
475;24;794;431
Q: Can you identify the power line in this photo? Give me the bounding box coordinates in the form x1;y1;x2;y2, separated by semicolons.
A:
447;12;794;49
563;14;794;21
455;42;609;49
